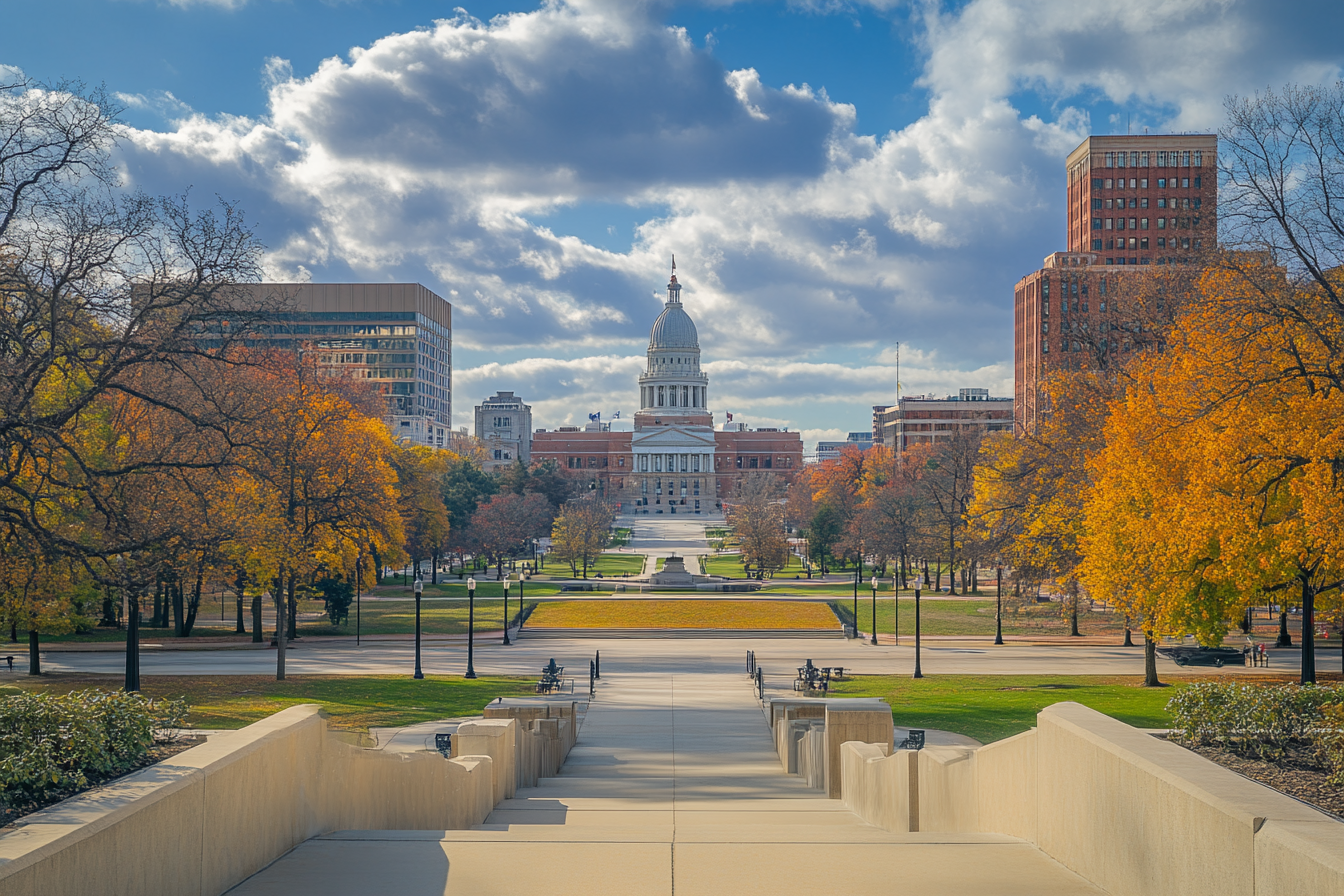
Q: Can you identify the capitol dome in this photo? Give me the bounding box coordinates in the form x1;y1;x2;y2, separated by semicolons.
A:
649;302;699;349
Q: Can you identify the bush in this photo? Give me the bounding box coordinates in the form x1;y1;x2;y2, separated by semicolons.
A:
1317;703;1344;785
0;689;187;810
1167;681;1344;759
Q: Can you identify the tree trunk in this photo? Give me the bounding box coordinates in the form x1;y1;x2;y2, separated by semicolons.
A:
182;564;202;637
1143;632;1161;687
153;577;164;627
251;592;263;643
287;576;298;641
101;586;118;627
235;568;247;634
27;629;40;675
1277;606;1292;647
1300;576;1316;686
172;578;185;637
1239;607;1251;634
10;620;17;642
125;592;140;692
276;573;287;682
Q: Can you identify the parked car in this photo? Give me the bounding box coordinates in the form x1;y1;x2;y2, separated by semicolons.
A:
1156;645;1245;667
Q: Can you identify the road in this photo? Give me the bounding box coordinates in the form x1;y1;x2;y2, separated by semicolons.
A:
31;634;1305;681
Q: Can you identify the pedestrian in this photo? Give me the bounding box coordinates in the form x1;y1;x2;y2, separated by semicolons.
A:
4;655;12;672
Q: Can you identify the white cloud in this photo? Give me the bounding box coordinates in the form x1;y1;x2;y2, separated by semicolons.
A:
108;0;1344;434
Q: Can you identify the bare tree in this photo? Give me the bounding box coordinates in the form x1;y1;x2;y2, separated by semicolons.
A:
725;473;790;577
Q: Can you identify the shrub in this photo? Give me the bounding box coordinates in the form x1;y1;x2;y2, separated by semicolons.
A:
0;689;187;810
1166;680;1343;759
1317;703;1344;785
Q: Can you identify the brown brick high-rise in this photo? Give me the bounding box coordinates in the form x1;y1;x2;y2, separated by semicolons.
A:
1014;135;1217;433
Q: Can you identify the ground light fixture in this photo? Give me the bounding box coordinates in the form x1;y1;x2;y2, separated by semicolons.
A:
413;575;424;680
465;577;477;679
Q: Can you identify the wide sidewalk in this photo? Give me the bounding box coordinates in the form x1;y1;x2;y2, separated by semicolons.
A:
225;671;1102;895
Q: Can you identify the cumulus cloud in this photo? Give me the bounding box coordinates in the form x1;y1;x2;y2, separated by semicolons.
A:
107;0;1344;434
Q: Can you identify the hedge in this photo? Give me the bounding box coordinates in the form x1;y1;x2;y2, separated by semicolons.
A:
0;689;187;810
1167;680;1344;782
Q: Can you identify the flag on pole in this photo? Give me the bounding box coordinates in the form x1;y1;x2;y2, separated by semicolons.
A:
588;412;600;422
726;412;733;422
613;410;620;419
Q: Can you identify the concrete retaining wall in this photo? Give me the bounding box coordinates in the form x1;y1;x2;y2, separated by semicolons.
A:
837;700;1344;896
0;704;520;896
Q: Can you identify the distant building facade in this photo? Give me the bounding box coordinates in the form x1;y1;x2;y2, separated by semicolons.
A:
234;282;452;429
814;431;874;463
872;390;1013;452
530;264;804;512
474;391;533;472
1015;135;1217;432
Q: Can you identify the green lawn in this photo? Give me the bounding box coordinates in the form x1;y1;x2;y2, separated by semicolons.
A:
296;598;537;636
829;596;1127;638
3;673;535;732
827;674;1181;743
702;552;805;578
376;580;564;598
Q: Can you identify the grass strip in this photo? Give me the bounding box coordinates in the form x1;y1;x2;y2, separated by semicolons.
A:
1;673;535;732
827;674;1181;743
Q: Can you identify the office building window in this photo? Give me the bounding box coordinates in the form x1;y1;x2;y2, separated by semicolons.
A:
1105;218;1114;230
1104;178;1113;188
1092;238;1102;250
1140;238;1149;250
1193;151;1202;166
1140;198;1148;208
1093;178;1103;189
1140;218;1148;229
1157;218;1166;229
1105;152;1115;167
1140;153;1149;167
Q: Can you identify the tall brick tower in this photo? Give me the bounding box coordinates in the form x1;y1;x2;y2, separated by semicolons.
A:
1013;134;1217;433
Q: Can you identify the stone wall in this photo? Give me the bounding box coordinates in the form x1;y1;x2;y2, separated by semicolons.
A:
0;703;562;896
838;700;1344;896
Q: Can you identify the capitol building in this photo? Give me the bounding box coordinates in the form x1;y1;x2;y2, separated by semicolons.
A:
531;265;803;512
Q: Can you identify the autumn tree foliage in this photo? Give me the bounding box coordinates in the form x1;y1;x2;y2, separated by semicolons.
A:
549;496;615;578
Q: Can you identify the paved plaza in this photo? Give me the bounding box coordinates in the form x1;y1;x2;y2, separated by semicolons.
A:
225;670;1103;896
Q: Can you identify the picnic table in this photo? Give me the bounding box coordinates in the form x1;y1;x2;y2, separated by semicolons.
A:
793;659;843;693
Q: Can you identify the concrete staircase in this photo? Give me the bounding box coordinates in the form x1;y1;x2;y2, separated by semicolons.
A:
228;672;1103;896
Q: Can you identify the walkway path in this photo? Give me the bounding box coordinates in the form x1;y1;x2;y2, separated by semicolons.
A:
227;671;1103;895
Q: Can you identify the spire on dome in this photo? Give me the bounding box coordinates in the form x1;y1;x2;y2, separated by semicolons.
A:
666;254;682;304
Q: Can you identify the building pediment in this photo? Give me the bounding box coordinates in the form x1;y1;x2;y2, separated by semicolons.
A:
631;426;716;451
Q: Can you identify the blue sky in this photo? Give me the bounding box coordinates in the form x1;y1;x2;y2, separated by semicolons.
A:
4;0;1342;447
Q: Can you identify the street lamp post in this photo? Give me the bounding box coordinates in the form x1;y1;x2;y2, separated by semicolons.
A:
502;574;511;645
870;576;879;645
913;575;924;679
994;566;1004;646
413;575;424;680
465;577;477;679
852;563;859;638
894;574;900;646
355;551;362;647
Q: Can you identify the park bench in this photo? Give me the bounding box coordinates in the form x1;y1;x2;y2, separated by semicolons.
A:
537;658;566;694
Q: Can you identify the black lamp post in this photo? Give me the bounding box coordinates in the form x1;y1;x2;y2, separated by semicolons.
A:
894;575;900;646
355;551;363;647
852;562;859;638
913;575;924;679
413;575;424;679
994;566;1004;646
870;576;879;645
502;574;511;645
465;576;477;679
